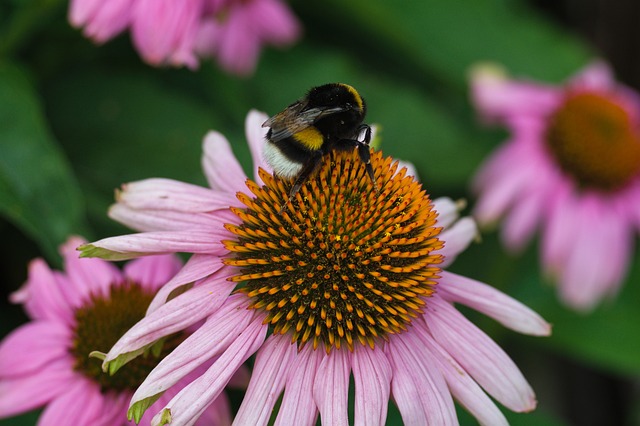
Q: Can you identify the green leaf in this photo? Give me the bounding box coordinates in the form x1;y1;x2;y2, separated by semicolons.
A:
0;62;89;261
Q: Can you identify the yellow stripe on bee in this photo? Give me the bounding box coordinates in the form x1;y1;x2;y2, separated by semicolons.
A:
339;83;364;111
294;127;324;150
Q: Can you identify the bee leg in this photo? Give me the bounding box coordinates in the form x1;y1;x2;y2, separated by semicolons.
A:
357;125;377;189
280;151;323;213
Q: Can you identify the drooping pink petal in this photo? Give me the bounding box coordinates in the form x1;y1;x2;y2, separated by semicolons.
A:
131;295;252;404
386;332;458;426
109;204;241;233
437;272;551;336
234;335;298;425
352;344;392;426
105;271;236;365
275;345;322;426
412;324;508;426
192;390;232;426
116;178;238;213
82;0;132;43
0;321;72;378
215;6;261;75
202;131;249;193
131;0;202;68
10;259;73;325
147;254;225;314
313;349;351;426
85;230;230;260
123;254;183;292
0;358;76;418
68;0;101;28
500;185;545;252
248;0;301;45
424;296;537;412
149;317;268;426
558;195;632;310
540;182;577;277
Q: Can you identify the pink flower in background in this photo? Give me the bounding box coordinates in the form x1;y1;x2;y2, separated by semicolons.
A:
69;0;301;73
470;62;640;311
0;237;232;426
81;111;550;425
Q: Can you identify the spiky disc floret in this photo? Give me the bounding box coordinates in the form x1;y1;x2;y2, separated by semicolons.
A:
223;150;444;352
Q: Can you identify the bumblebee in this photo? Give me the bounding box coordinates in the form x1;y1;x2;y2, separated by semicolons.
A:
262;83;375;204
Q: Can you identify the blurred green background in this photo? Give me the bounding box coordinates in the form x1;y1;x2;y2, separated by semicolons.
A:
1;0;639;425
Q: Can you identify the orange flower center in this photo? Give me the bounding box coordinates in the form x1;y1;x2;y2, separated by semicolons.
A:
223;150;444;353
545;92;640;191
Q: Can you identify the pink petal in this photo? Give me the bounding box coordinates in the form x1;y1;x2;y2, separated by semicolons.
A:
540;184;576;276
85;230;230;260
215;7;261;75
275;345;322;426
0;357;76;418
437;271;551;336
437;217;477;267
82;0;131;43
569;61;615;91
131;0;202;68
0;321;72;378
386;332;458;425
147;254;225;314
234;335;297;425
116;178;238;213
123;254;183;292
245;109;271;182
424;297;536;412
312;349;350;426
149;317;268;426
352;345;392;426
131;295;252;404
432;197;461;229
473;143;538;226
39;379;115;426
558;196;633;310
105;271;236;365
61;236;123;302
10;259;73;325
412;324;508;426
68;0;101;27
469;63;559;123
202;131;248;193
248;0;301;45
500;186;545;252
192;391;232;426
109;204;240;233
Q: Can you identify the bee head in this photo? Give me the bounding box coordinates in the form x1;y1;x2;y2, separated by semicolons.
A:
307;83;365;114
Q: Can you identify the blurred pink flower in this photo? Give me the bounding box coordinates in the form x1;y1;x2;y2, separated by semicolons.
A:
0;237;231;426
81;110;550;425
68;0;301;73
470;62;640;311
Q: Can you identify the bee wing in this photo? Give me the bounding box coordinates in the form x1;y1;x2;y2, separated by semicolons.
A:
263;102;346;142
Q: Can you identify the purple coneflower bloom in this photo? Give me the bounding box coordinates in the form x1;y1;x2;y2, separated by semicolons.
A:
69;0;300;74
0;237;232;425
471;62;640;311
81;111;551;425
